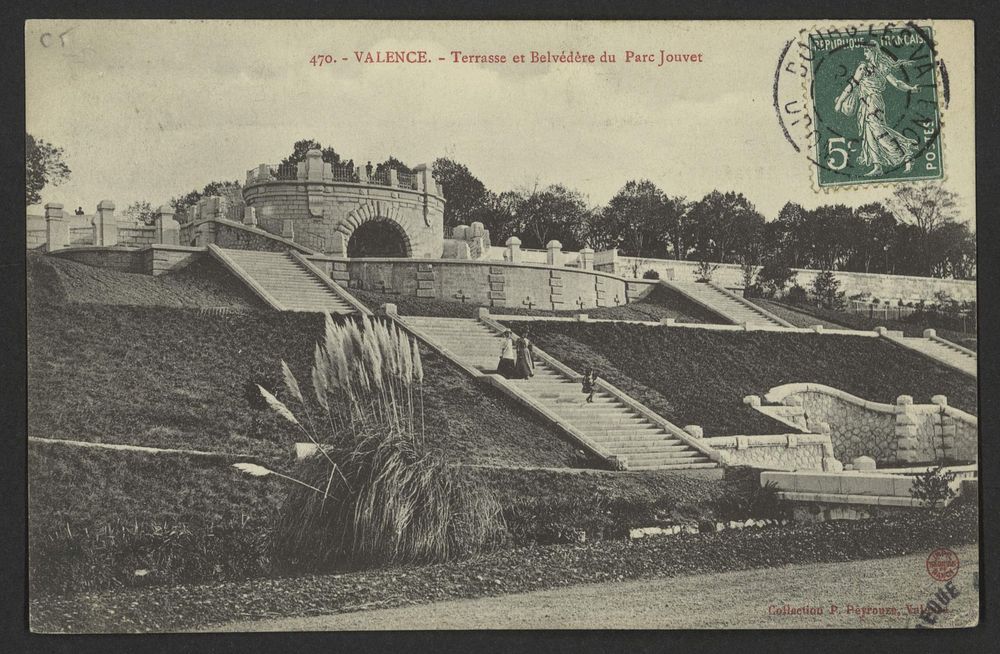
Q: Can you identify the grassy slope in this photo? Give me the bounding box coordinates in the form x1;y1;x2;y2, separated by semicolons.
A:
351;283;722;323
509;321;977;436
751;297;977;350
27;255;583;468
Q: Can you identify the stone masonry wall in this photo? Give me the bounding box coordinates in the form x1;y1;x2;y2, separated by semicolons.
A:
704;434;835;471
335;258;630;310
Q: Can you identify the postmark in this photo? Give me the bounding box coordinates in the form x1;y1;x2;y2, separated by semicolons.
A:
773;22;948;190
926;547;960;582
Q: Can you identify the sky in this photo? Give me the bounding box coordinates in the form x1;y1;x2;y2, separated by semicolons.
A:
25;20;975;223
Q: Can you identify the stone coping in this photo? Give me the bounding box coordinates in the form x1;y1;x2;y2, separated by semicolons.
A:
144;244;206;253
761;382;978;425
775;491;925;507
705;433;831;450
183;218;320;255
244;176;446;203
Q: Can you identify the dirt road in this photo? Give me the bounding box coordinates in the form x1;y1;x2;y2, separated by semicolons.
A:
207;545;978;631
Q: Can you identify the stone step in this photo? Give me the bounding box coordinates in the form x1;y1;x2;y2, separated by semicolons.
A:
629;461;717;471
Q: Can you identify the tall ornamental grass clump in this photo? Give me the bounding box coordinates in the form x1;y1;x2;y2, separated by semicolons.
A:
242;313;505;571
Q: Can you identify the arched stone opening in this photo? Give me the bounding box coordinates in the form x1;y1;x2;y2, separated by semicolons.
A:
346;218;412;258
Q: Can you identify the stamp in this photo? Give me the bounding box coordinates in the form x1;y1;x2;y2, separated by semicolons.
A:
807;24;944;188
926;547;960;582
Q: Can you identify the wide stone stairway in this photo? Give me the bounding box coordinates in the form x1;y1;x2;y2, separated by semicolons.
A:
887;334;977;378
210;247;360;314
664;280;791;328
402;316;717;471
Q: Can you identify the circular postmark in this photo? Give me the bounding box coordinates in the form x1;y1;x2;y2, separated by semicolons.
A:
926;547;960;582
773;22;949;189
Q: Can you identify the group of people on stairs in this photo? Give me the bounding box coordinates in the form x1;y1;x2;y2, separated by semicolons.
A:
497;329;535;379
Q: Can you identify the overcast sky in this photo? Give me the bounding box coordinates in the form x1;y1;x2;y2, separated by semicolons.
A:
25;20;975;223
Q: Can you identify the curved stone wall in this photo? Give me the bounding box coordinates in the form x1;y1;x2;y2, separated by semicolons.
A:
242;154;444;259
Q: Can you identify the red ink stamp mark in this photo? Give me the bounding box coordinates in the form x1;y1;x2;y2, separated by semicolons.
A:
926;548;960;582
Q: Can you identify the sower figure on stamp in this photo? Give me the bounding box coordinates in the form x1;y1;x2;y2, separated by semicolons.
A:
834;42;921;176
497;330;516;378
513;328;535;379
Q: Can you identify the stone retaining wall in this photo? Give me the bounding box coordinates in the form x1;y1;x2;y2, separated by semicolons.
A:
704;433;838;471
754;383;977;465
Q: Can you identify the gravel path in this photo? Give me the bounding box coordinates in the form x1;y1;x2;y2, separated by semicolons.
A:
206;545;979;630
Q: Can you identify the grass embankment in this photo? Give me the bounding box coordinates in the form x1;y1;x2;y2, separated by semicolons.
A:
750;298;977;350
28;250;265;309
28;440;746;597
351;283;722;323
30;497;978;633
509;321;978;436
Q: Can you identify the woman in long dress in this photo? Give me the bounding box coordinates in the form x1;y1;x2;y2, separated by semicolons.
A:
497;330;516;378
513;329;535;379
834;43;921;176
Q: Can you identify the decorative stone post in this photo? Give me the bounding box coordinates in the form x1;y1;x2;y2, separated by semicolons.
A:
412;163;436;194
155;205;178;245
44;203;67;251
894;395;919;463
683;425;704;439
546;239;563;266
579;247;594;270
305;149;323;182
242;205;257;227
93;200;117;246
505;236;522;263
388;169;399;187
923;328;937;339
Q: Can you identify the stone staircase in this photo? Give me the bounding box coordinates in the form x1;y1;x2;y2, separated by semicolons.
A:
401;316;718;471
886;334;977;378
209;246;361;314
664;280;792;328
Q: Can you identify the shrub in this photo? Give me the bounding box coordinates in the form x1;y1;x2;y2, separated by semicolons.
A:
756;261;795;298
247;314;506;571
909;466;957;509
810;270;846;310
786;284;808;304
642;269;660;280
694;260;719;282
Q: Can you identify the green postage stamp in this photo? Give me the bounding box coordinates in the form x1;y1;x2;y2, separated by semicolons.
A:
808;24;943;188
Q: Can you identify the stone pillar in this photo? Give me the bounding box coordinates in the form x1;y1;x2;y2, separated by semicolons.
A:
894;395;919;463
93;200;117;246
281;219;295;240
546;240;563;266
305;149;323;182
452;225;469;240
155;205;178;245
357;165;369;183
923;328;937;339
579;247;595;270
44;203;67;251
242;205;257;227
389;169;399;187
505;236;522;263
413;163;436;194
683;425;704;439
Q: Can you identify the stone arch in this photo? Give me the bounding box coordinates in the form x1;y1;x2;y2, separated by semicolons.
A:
336;200;414;257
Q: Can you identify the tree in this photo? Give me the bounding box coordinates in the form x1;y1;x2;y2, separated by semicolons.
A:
755;261;796;298
850;202;897;273
123;201;157;226
375;156;411;177
891;183;962;275
171;180;242;222
508;184;592;250
687;191;764;263
772;202;809;268
811;270;846;310
280;139;341;167
805;204;855;270
588;180;675;258
929;222;977;279
26;133;71;205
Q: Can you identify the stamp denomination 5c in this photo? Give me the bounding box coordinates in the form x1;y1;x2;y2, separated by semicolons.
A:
807;24;943;188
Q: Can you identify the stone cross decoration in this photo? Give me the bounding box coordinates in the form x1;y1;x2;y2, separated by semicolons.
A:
454;290;469;303
576;296;586;310
523;296;536;311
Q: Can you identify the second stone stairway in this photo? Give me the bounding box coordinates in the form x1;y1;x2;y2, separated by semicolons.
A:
401;316;718;471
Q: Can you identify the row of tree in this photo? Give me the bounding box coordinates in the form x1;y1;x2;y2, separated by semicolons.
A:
431;158;975;279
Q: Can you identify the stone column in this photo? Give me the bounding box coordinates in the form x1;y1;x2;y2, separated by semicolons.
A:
505;236;522;263
44;203;67;251
894;395;919;463
389;169;399;187
155;205;178;245
546;240;563;266
93;200;117;246
579;247;595;270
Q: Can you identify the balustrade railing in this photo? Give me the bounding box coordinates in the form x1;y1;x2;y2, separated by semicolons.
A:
246;161;419;191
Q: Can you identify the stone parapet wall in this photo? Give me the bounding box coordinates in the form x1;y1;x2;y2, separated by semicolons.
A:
117;225;157;248
329;257;631;310
598;253;975;303
704;433;837;471
755;383;977;465
49;247;146;273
